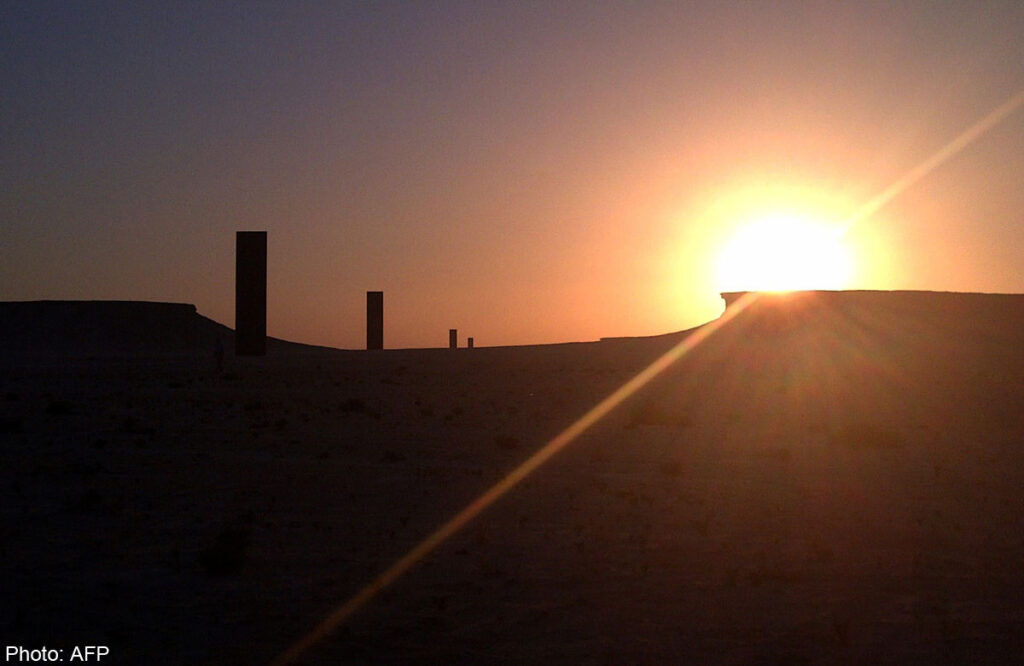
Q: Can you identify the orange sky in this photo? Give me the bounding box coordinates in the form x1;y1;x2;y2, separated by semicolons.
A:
3;3;1023;348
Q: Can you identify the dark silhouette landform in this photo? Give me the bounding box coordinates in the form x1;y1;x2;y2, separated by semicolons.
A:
2;290;1023;663
0;300;328;360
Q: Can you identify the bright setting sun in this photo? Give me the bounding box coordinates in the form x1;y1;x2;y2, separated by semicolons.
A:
715;212;854;293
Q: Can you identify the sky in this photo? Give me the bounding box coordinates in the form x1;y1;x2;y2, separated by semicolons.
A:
3;1;1023;349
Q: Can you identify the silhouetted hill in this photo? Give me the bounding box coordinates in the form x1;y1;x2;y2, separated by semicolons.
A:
625;289;1024;446
720;289;1024;336
0;300;325;360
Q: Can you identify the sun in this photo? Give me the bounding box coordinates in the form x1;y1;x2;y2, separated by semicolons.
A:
715;212;854;293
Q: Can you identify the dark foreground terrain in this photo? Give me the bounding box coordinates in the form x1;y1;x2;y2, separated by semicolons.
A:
2;292;1023;664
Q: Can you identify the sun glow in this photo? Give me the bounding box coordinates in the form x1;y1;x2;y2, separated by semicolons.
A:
716;212;854;293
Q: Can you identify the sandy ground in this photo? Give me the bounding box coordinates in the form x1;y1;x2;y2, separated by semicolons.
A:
2;292;1023;664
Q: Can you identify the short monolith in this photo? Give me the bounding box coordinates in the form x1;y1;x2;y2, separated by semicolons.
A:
367;291;383;350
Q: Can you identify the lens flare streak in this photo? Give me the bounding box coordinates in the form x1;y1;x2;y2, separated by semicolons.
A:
842;88;1024;232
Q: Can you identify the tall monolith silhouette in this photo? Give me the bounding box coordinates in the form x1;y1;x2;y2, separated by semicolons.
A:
367;291;383;350
449;329;457;349
235;231;267;356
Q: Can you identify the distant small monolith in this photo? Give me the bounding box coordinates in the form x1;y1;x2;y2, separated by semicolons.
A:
235;231;267;356
467;337;474;349
367;291;383;350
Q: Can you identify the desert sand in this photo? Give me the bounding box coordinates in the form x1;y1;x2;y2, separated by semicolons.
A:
2;291;1023;664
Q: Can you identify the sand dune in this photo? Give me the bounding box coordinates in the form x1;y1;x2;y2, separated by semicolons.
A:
1;291;1023;664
